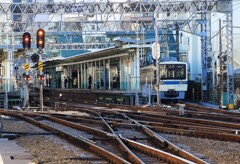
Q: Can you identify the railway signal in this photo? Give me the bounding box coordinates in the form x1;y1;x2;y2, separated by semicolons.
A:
152;42;160;60
23;74;30;81
22;32;31;50
36;29;45;49
37;74;45;81
31;53;39;62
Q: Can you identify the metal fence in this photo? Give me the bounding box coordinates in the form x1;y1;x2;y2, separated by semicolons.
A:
0;78;22;93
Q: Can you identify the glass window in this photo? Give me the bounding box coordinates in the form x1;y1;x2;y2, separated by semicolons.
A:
160;64;186;80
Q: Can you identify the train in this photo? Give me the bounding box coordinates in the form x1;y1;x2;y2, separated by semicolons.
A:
140;57;188;100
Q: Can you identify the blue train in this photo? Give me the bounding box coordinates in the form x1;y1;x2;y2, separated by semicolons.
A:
140;57;188;100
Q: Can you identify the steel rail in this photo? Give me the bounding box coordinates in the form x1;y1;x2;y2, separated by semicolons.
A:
126;113;240;129
14;111;114;138
109;121;237;135
151;126;240;142
119;134;195;164
185;103;240;116
97;112;144;164
0;110;130;164
120;113;207;164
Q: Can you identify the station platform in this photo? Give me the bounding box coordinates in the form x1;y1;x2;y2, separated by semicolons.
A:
198;102;219;109
40;87;148;106
0;139;33;164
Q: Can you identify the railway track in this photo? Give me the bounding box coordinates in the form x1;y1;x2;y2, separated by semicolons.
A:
53;102;240;142
2;101;240;163
0;108;204;164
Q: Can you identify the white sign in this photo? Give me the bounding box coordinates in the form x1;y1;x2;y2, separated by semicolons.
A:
152;42;160;59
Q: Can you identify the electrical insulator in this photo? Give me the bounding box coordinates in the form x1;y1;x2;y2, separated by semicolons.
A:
222;55;227;62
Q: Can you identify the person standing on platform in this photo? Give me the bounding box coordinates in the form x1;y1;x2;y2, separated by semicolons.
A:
88;74;92;89
116;74;120;89
64;77;68;89
73;77;77;89
113;74;117;89
67;76;71;89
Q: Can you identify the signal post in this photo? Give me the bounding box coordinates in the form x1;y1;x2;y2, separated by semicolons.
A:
36;29;45;112
22;32;32;108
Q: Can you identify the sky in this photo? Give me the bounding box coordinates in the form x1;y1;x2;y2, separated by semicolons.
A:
211;1;240;34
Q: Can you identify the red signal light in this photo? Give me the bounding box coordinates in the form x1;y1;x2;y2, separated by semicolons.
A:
40;75;45;81
24;75;30;81
23;32;31;49
38;74;45;81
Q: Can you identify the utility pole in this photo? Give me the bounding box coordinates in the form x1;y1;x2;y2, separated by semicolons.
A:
155;0;161;107
218;19;223;108
155;24;161;106
175;23;180;61
22;32;31;109
135;24;140;106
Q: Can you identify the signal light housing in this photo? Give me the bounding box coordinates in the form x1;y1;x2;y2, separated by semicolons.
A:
38;74;45;81
31;53;39;63
36;29;45;49
23;74;31;81
22;32;31;49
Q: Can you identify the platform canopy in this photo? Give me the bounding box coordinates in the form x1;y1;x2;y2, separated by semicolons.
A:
234;67;240;75
44;47;133;67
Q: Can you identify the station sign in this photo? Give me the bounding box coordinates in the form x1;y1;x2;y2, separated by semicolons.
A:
152;42;160;60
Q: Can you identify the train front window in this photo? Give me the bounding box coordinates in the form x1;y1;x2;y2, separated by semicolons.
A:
160;64;186;80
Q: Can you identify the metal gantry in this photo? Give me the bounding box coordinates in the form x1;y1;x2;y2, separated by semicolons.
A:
219;0;234;106
0;0;234;104
0;1;219;33
225;12;234;105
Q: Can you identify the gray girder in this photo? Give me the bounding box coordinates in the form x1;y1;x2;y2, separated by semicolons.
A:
0;19;206;34
48;43;115;50
0;1;218;34
1;1;217;15
200;5;208;101
218;0;234;105
225;12;234;105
